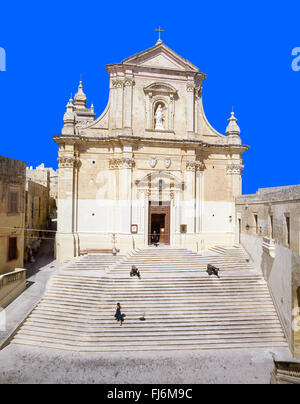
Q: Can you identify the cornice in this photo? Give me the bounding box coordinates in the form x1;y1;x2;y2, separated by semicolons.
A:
106;63;207;80
53;134;250;153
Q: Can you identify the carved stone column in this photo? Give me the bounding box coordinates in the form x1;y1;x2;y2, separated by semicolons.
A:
195;163;204;233
112;79;124;130
170;94;175;131
186;83;195;133
185;160;205;233
226;162;244;197
123;78;133;129
109;157;135;233
146;92;153;130
57;154;76;234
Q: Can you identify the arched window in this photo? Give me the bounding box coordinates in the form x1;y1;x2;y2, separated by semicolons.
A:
158;179;163;191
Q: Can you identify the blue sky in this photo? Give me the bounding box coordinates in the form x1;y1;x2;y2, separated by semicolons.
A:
0;0;299;194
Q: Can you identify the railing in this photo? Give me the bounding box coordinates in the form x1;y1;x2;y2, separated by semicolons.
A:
262;237;276;258
0;269;26;290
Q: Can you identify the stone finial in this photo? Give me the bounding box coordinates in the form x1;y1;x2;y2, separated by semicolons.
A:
62;97;75;134
226;110;241;136
74;80;87;108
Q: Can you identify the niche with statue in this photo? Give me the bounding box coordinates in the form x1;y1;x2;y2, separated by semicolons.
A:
144;82;177;132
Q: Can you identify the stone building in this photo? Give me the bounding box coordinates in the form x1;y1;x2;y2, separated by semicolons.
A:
0;156;26;274
236;186;300;357
25;164;57;261
0;156;27;308
54;39;249;262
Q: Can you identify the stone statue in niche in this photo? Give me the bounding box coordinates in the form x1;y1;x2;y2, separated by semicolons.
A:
155;104;164;130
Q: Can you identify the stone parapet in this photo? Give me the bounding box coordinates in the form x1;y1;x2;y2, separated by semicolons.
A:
236;185;300;204
0;268;26;309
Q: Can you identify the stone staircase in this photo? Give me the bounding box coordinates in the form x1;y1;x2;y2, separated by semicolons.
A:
11;246;288;352
66;253;126;271
209;245;250;261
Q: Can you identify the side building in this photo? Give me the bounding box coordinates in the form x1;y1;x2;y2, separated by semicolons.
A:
0;156;26;308
25;164;57;262
236;186;300;358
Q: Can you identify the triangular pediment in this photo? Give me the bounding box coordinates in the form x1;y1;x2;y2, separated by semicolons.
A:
122;43;199;72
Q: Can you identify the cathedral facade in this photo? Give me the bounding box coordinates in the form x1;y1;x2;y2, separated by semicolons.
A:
54;39;249;262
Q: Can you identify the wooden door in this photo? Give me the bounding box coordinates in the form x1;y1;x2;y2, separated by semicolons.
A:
148;203;170;245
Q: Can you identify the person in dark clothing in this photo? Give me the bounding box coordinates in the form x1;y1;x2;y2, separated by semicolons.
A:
114;303;124;326
130;265;141;279
151;230;159;247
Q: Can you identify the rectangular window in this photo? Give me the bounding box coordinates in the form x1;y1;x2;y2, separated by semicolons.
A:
286;216;290;247
8;237;18;261
180;224;187;234
254;214;258;234
8;191;18;213
270;215;274;239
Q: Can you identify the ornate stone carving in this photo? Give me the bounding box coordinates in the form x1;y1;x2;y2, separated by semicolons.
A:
57;156;75;168
74;152;81;169
149;156;157;168
112;79;123;88
76;120;92;129
124;78;134;87
195;85;202;98
164;158;171;168
109;158;135;170
226;164;244;175
186;160;205;171
186;83;195;92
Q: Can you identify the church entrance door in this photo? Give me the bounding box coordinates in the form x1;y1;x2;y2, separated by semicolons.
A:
148;203;170;245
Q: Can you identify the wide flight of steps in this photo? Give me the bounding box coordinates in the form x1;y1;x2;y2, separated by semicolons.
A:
66;253;126;271
108;247;253;276
209;245;250;261
11;247;288;352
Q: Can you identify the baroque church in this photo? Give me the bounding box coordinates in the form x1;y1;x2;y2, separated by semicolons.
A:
54;36;249;262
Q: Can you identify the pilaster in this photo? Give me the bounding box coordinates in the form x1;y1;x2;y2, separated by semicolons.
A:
186;82;195;133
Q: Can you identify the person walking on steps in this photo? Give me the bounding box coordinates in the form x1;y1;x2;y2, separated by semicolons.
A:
114;303;124;326
151;230;159;247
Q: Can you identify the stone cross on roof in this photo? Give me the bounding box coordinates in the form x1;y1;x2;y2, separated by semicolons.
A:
155;26;164;44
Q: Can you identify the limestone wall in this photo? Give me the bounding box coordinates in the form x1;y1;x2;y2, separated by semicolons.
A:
236;185;300;356
0;157;26;275
54;41;247;262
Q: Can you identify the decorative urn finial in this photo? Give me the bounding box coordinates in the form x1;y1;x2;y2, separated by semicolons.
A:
62;97;75;134
226;109;241;145
226;110;241;136
74;80;87;108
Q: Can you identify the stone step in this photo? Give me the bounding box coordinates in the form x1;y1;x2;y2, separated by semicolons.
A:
44;293;274;305
25;316;282;330
51;278;265;285
48;288;268;296
47;289;272;304
29;311;281;323
36;310;278;321
11;338;288;352
17;326;285;340
49;282;268;289
35;304;279;317
12;333;287;347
